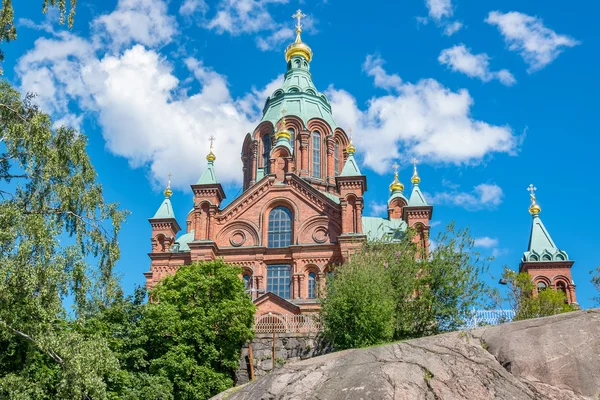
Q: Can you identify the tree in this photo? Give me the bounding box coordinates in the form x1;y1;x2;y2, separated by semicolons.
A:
0;0;77;62
499;268;576;321
0;79;128;398
320;223;490;349
140;261;255;400
592;266;600;305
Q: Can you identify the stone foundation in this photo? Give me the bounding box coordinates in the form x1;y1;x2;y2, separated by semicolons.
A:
236;333;330;384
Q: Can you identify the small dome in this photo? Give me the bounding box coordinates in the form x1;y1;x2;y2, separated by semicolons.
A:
285;39;312;63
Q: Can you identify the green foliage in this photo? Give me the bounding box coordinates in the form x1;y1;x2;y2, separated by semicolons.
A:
0;78;127;398
499;268;576;321
0;0;77;63
592;266;600;305
321;223;489;349
143;261;256;400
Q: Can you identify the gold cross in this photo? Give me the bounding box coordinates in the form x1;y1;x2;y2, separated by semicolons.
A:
209;135;215;150
280;108;287;128
348;127;353;141
411;158;418;169
292;9;306;32
167;172;172;186
527;184;537;199
392;162;399;175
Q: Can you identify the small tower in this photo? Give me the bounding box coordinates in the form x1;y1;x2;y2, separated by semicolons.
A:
520;184;577;305
270;110;294;182
336;139;366;235
191;137;226;242
402;159;432;249
149;175;181;253
387;163;408;219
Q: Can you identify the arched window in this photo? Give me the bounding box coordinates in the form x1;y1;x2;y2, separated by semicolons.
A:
334;140;339;176
268;206;292;248
263;134;271;174
537;281;547;293
289;128;295;153
556;281;567;295
267;265;291;298
312;131;321;178
243;274;252;290
308;272;316;298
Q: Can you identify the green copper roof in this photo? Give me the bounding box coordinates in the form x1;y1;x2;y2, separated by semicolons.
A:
388;190;408;205
340;153;361;176
197;160;218;184
408;185;428;206
362;216;407;242
318;190;341;204
522;215;569;262
272;136;293;154
151;197;175;220
170;230;194;252
261;55;337;129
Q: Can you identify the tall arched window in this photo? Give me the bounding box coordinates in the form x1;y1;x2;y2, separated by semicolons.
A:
334;140;339;176
268;206;292;248
243;274;252;290
263;134;271;174
308;272;316;298
289;128;295;153
537;281;547;293
312;131;321;178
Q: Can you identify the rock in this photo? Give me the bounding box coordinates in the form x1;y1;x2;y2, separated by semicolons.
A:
213;309;600;400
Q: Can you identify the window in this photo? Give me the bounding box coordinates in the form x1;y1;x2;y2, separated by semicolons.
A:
308;272;316;298
267;265;291;298
263;134;271;174
556;281;567;294
312;131;321;178
537;281;547;293
334;140;339;176
268;206;292;248
243;275;252;290
289;128;295;153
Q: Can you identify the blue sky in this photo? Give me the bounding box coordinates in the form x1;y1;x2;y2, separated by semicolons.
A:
2;0;598;308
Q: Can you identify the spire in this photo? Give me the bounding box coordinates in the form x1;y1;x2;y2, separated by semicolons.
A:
527;183;541;216
151;175;176;219
197;136;218;184
340;139;361;176
389;163;404;193
408;159;428;206
285;9;312;62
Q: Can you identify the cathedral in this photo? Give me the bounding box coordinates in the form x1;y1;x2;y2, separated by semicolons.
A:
144;11;433;316
144;10;578;316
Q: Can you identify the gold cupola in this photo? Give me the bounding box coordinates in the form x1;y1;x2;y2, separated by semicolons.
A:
206;135;216;162
528;184;541;215
164;173;173;198
389;163;404;192
411;158;421;185
275;109;291;141
285;9;313;62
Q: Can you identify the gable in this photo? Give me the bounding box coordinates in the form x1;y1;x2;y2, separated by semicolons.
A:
254;292;301;315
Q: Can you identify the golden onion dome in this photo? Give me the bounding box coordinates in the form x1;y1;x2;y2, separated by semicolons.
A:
346;141;356;154
285;10;312;62
164;175;173;198
275;115;291;140
529;202;541;215
389;173;404;192
410;158;421;184
206;151;216;162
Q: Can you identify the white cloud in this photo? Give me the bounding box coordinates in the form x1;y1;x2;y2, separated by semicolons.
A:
327;55;518;173
474;236;499;248
485;11;580;72
92;0;177;50
368;201;388;217
426;0;453;20
256;27;294;51
179;0;207;17
16;1;282;190
428;183;504;211
438;44;516;86
443;21;462;36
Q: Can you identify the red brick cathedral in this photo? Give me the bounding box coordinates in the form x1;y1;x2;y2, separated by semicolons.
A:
144;11;433;316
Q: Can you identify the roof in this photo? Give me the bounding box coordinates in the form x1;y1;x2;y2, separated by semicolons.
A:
261;56;337;130
170;230;194;252
522;215;569;262
340;153;362;177
362;216;407;242
197;161;218;184
408;185;428;206
150;197;175;220
388;191;408;205
319;190;341;204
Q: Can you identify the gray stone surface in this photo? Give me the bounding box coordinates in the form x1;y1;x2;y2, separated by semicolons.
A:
214;309;600;400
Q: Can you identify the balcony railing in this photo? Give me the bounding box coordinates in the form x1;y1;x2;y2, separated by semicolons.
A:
254;313;322;334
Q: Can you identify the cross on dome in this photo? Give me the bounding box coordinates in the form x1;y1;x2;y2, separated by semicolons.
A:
411;158;421;185
392;162;399;174
527;183;541;215
527;184;537;199
164;173;173;198
207;136;216;162
292;9;306;33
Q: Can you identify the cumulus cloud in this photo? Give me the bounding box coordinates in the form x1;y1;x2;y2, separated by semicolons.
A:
327;55;518;173
428;183;504;211
179;0;207;17
439;44;516;86
421;0;462;36
368;201;388;217
16;0;281;190
485;11;580;72
474;236;499;248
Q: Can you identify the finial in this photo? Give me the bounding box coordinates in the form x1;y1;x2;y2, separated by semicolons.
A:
346;129;356;154
527;184;541;215
207;135;216;162
389;162;404;192
411;158;421;185
285;9;313;62
164;173;173;198
275;108;291;140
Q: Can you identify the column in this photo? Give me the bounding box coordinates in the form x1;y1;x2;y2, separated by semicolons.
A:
326;136;335;186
